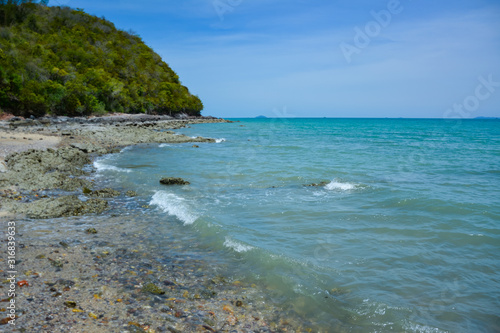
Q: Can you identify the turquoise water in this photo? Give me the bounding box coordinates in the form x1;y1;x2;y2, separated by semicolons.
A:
95;118;500;332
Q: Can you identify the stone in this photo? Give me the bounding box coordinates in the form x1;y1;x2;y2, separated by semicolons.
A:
159;177;190;186
12;195;108;219
142;282;165;295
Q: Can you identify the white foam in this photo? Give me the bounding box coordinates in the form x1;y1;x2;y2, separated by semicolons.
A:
325;180;356;191
93;159;131;173
159;143;171;148
150;191;198;225
403;322;445;333
215;138;226;143
223;237;254;253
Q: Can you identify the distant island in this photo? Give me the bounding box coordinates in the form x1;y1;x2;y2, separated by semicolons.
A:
0;2;202;118
256;115;268;119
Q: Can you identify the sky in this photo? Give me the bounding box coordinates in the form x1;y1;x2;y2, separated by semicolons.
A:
51;0;500;118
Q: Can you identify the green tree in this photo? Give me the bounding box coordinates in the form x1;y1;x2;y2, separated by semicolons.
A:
0;3;204;117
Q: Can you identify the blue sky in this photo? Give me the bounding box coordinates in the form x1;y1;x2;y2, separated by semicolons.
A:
52;0;500;118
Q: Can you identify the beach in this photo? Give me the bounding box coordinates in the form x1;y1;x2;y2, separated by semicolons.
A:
0;115;309;333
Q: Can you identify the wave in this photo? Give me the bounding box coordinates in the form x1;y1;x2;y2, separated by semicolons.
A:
159;143;171;148
325;179;356;191
150;191;198;225
223;237;254;253
93;158;131;173
120;146;133;153
215;138;226;143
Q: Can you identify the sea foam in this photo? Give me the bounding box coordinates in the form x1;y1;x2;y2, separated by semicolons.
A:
324;180;356;191
93;158;131;173
150;191;198;225
223;237;254;252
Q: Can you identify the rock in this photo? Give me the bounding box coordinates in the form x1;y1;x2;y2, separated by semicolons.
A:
174;113;189;119
83;199;108;214
70;142;90;153
56;279;75;287
200;289;217;299
1;147;91;191
202;324;216;332
159;177;190;186
142;282;165;295
304;181;329;187
85;228;98;234
87;188;120;198
48;258;63;268
12;195;108;219
63;301;77;308
125;190;138;197
127;324;147;333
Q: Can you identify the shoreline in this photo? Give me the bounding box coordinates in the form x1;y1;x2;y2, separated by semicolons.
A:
0;115;313;332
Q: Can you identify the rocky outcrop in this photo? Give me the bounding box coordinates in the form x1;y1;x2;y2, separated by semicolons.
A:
7;195;108;219
0;147;91;191
84;188;120;198
160;177;190;185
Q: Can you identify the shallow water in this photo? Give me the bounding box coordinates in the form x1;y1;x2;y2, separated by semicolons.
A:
94;118;500;332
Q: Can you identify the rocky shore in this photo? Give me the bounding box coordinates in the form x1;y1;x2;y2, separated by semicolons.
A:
0;115;312;332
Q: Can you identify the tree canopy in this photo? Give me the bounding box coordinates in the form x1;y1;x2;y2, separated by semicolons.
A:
0;2;203;117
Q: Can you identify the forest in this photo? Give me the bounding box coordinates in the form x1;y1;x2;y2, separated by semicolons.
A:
0;1;204;117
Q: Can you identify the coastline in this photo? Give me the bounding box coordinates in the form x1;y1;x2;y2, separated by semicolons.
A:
0;115;311;332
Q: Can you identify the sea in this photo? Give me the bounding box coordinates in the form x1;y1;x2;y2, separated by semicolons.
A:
93;118;500;332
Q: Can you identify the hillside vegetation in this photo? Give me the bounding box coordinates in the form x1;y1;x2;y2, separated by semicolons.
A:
0;2;203;117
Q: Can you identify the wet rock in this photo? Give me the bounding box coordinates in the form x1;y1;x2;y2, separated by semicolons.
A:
202;324;216;332
126;325;147;333
48;258;63;268
163;280;176;286
86;188;120;198
125;190;138;197
11;195;108;219
63;301;77;308
200;289;217;299
82;198;108;214
142;282;165;295
56;279;75;287
86;228;98;234
159;177;190;186
304;181;329;187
